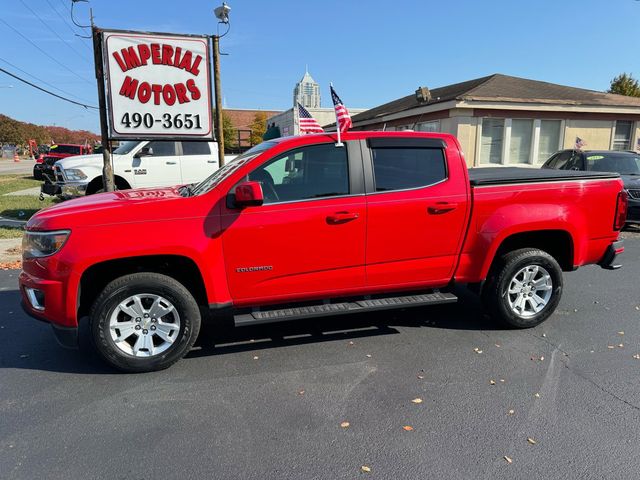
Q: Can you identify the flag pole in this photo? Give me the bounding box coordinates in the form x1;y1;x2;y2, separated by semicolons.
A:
331;82;343;147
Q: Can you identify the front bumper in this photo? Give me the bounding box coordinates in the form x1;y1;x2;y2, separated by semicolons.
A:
19;269;79;348
40;181;88;198
60;182;88;198
598;240;624;270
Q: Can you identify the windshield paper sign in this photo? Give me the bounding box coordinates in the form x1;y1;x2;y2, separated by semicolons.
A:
103;30;213;139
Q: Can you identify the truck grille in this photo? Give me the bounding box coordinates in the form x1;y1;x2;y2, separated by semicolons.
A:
628;189;640;199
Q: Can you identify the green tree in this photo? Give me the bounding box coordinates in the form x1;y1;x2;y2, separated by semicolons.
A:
249;112;268;146
608;73;640;97
214;110;237;153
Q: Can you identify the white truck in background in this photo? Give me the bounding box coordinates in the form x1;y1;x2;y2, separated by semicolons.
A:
41;140;226;198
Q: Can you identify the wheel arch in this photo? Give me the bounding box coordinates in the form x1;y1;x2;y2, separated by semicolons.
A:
85;175;131;194
77;254;208;320
481;229;575;280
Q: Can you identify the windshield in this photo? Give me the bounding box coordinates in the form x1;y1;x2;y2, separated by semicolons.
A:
49;144;81;155
190;141;279;195
113;140;141;155
585;153;640;175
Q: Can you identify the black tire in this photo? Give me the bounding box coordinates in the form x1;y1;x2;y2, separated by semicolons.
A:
90;272;201;372
482;248;563;328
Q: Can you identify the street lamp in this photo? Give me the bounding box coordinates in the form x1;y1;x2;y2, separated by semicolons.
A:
213;2;230;166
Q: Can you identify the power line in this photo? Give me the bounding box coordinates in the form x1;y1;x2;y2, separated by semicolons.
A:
0;66;98;110
18;0;91;62
0;56;95;105
0;17;93;86
43;0;92;48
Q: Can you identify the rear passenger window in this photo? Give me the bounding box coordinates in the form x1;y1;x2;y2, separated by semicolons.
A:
372;148;446;192
182;142;211;156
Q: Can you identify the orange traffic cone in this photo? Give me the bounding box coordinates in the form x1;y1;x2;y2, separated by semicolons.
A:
13;152;20;162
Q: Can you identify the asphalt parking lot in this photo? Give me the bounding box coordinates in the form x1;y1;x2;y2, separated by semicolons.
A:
1;233;639;480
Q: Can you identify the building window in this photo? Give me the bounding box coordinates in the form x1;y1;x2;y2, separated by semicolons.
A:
538;120;562;163
509;119;533;164
416;120;440;132
613;120;633;151
480;118;504;164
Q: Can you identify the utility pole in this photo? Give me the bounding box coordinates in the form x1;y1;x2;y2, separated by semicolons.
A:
212;35;225;167
91;15;115;192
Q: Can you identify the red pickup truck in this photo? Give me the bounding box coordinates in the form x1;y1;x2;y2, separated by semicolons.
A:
19;132;627;372
33;144;92;181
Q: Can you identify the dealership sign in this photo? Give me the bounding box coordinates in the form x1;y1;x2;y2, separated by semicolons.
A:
103;30;213;139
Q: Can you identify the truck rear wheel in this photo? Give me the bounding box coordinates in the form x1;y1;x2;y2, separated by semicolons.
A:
483;248;563;328
90;272;201;372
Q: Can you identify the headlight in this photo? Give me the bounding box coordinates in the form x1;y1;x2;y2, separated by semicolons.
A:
22;230;71;258
64;169;87;181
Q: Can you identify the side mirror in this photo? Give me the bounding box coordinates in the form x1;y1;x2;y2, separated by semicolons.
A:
234;181;264;207
135;146;153;158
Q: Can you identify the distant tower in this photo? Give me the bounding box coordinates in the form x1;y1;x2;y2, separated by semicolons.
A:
293;67;321;108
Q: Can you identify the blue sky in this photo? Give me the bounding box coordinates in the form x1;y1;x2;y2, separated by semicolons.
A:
1;0;639;133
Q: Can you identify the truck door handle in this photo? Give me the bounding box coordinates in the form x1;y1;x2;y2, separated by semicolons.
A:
207;160;216;163
166;161;177;165
428;202;458;214
327;211;359;224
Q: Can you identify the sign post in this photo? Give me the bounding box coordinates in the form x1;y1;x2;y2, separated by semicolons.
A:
92;26;115;192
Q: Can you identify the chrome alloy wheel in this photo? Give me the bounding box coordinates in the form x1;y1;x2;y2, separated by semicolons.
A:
506;265;553;318
109;294;181;357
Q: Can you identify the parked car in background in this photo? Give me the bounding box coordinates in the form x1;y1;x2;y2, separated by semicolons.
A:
41;140;219;198
34;144;92;180
542;150;640;225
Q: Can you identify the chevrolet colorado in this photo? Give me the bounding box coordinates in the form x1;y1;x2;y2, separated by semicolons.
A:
19;132;627;372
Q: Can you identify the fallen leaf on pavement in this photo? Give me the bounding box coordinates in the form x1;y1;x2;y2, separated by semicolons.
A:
607;345;615;349
540;356;545;361
340;421;350;428
411;398;423;404
534;393;541;398
500;379;505;383
633;354;640;360
495;343;501;348
348;341;355;346
365;354;372;358
361;466;371;473
542;333;546;337
507;409;515;415
489;380;496;385
618;331;625;335
503;456;513;464
473;347;483;354
0;261;21;270
618;344;624;348
252;356;259;360
298;390;305;395
417;375;424;379
527;437;537;445
402;425;414;431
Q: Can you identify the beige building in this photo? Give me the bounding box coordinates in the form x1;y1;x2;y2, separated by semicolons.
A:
350;74;640;167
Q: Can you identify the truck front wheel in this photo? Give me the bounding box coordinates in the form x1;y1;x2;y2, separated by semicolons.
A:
483;248;563;328
90;272;201;372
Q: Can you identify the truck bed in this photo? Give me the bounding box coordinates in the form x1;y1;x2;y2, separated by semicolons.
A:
468;167;619;186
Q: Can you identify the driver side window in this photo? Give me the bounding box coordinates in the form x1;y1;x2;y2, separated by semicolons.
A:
248;144;349;204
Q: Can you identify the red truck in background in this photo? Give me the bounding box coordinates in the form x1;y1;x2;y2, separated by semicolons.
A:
19;132;627;372
33;144;92;181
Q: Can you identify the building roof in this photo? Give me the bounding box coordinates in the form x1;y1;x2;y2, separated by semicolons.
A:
298;67;317;85
224;108;283;130
351;74;640;124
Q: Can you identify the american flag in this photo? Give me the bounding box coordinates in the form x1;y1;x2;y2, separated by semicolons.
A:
330;85;352;133
575;137;585;150
297;103;324;134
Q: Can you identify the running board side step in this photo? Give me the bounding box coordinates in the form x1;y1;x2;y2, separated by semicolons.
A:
234;292;457;327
